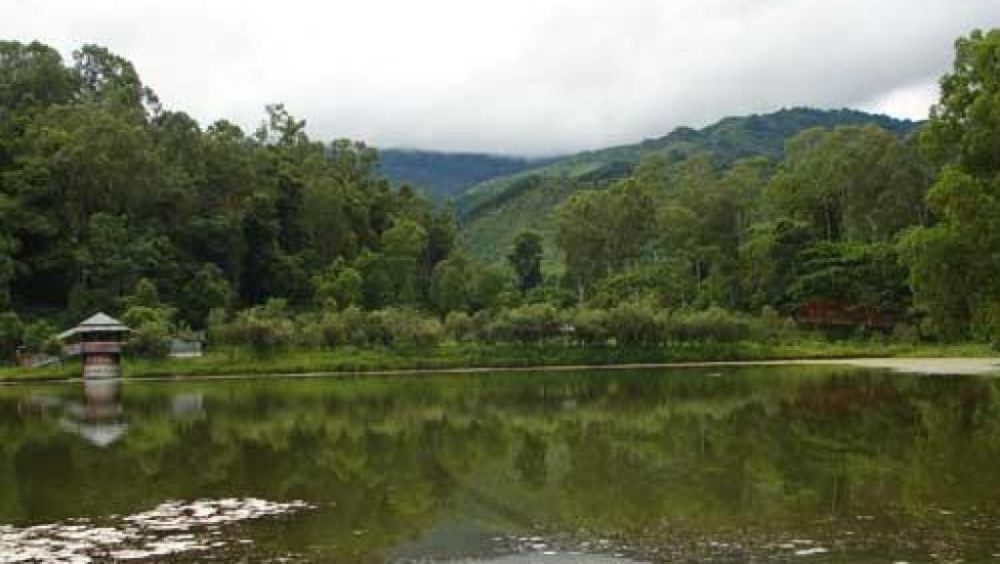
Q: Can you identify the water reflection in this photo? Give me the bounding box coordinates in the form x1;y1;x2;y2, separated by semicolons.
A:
60;378;127;447
0;367;999;562
19;379;205;448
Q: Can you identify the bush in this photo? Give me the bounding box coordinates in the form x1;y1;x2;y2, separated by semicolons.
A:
338;307;374;346
0;311;23;361
501;303;562;344
376;308;443;347
444;311;475;342
217;300;295;353
669;307;752;343
891;322;920;345
22;319;57;353
604;301;661;346
128;321;171;359
291;312;323;348
470;310;496;343
570;308;609;345
318;312;350;347
749;306;801;343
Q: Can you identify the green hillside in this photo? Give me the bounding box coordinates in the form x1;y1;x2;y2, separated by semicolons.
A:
377;149;549;201
458;108;918;263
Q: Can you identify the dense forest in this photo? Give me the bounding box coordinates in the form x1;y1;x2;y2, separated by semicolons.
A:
456;108;918;262
0;29;997;361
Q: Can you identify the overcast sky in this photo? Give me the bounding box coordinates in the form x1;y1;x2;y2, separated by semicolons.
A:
2;1;997;156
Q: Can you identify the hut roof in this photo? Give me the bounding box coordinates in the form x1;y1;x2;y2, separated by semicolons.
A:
57;312;130;340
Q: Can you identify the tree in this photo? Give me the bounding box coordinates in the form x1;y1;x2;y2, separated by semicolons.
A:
508;230;543;294
0;234;16;309
380;219;428;305
239;194;281;305
180;264;233;328
331;267;363;309
0;41;77;114
73;44;159;117
555;174;656;293
0;40;465;325
766;125;930;244
902;29;1000;342
0;311;23;361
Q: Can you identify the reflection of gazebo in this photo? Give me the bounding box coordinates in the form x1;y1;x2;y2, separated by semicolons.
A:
59;378;128;447
57;313;130;379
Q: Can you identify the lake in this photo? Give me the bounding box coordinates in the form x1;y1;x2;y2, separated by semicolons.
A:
1;365;999;562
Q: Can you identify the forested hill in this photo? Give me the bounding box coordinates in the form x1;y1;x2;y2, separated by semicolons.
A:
458;108;919;262
378;150;547;201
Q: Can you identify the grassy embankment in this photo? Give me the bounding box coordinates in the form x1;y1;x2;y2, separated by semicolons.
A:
0;341;995;382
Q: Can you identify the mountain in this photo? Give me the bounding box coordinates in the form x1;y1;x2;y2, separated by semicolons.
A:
456;107;920;263
377;150;549;201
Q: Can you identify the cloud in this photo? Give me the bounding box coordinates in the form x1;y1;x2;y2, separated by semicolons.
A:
1;0;996;155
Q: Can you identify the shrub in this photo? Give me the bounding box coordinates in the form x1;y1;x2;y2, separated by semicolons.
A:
318;312;350;347
0;311;23;361
891;322;920;345
470;309;496;343
669;307;752;343
570;308;609;345
22;320;57;353
604;301;661;346
218;300;295;353
376;308;443;347
291;312;323;348
128;321;171;359
749;306;801;343
444;311;475;342
338;306;373;346
122;305;171;328
502;303;561;344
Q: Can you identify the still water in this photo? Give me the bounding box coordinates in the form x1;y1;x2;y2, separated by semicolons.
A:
1;366;1000;562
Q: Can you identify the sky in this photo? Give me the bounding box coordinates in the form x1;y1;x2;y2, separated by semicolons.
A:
2;0;998;156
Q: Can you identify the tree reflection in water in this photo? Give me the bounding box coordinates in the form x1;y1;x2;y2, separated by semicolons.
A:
0;366;998;561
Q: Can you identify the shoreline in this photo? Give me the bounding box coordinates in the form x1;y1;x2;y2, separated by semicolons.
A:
2;355;997;386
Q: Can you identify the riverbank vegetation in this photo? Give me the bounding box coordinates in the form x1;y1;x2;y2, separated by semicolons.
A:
0;339;993;381
0;29;998;370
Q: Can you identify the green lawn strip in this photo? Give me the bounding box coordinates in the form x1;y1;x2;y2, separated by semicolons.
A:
0;342;994;383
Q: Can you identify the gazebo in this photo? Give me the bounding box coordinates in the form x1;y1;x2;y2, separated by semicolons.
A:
57;312;131;379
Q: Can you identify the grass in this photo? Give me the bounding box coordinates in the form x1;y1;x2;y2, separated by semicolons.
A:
0;341;995;382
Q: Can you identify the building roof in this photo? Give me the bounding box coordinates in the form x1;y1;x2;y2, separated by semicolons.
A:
57;312;131;340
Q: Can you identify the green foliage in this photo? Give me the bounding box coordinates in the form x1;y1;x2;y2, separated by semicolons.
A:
489;303;562;344
374;308;443;348
180;264;233;328
0;40;458;325
0;33;995;349
216;299;296;354
508;230;544;294
378;149;541;200
902;29;1000;342
0;311;23;361
569;308;610;345
555;173;656;291
127;319;171;359
21;319;57;353
604;301;661;346
122;279;174;359
444;311;476;342
667;307;753;343
460;108;917;264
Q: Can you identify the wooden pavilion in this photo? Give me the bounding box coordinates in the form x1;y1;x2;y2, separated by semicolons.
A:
57;312;131;379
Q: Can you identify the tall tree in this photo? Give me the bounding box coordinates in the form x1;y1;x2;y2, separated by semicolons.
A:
901;29;1000;342
508;230;543;294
